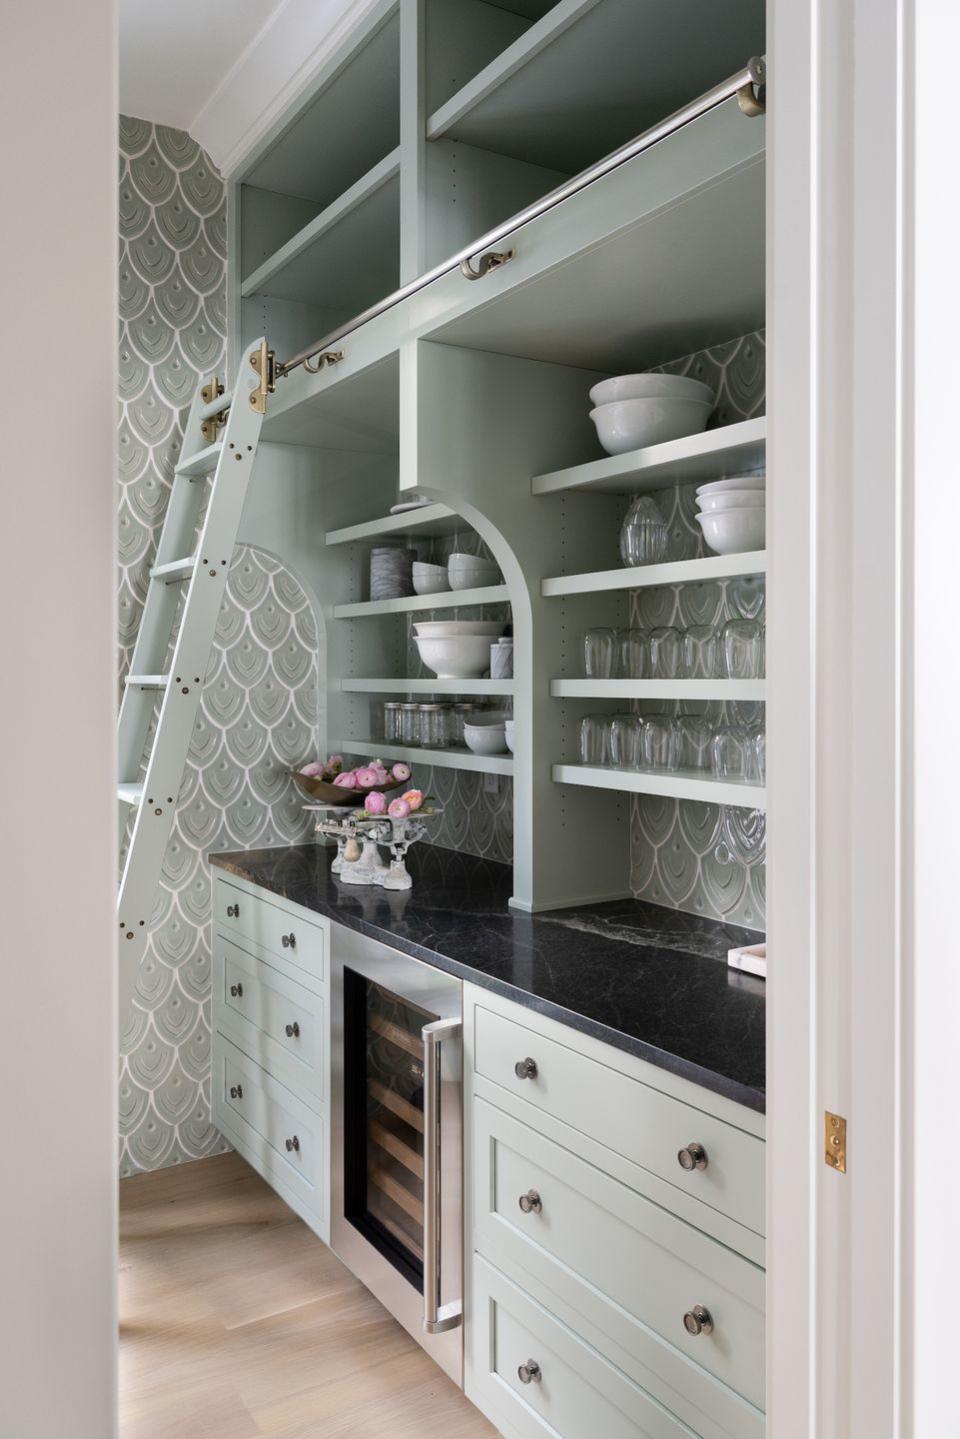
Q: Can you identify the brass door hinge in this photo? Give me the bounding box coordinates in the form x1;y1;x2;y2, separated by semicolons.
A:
249;341;277;414
824;1111;847;1173
200;376;228;442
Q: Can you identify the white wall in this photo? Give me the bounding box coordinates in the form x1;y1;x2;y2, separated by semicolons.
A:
0;4;117;1437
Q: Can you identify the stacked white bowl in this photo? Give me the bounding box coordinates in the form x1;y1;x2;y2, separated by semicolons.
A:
694;475;766;555
413;619;506;679
447;551;501;591
464;713;509;755
589;373;714;455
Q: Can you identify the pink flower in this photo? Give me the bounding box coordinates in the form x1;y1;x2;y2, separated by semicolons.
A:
300;761;323;777
401;789;424;812
364;790;387;815
355;766;378;789
371;766;390;785
391;762;411;782
325;754;344;773
388;797;411;820
333;771;357;788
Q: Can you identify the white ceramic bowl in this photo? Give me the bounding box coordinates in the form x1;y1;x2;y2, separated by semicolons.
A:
697;490;767;514
589;397;712;455
696;507;766;555
504;719;514;754
448;562;501;592
589;373;714;408
412;562;451;595
696;474;766;496
464;722;508;756
415;634;491;679
413;620;505;638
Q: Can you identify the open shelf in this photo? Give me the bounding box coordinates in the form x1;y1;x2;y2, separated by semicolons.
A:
341;678;514;696
325;504;465;546
553;762;765;809
532;417;766;496
426;0;764;172
543;551;766;598
334;585;509;618
551;679;765;701
336;739;513;777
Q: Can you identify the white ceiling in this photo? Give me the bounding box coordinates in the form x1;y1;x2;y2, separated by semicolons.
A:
119;0;286;133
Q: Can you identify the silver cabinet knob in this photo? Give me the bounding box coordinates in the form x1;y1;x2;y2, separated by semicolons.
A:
683;1304;714;1336
284;1021;300;1038
518;1189;542;1215
517;1359;542;1385
514;1057;538;1080
678;1141;708;1172
226;903;239;918
229;983;243;998
281;932;296;949
229;1084;242;1100
285;1135;300;1153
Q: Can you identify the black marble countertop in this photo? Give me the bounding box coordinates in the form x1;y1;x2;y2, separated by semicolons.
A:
210;842;766;1112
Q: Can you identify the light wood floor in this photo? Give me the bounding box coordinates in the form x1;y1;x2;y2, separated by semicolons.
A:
119;1152;498;1439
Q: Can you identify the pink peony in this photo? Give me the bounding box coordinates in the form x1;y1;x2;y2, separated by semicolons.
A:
364;790;387;815
325;754;344;773
300;761;323;777
391;762;411;782
333;771;357;788
401;789;424;812
388;797;411;820
355;766;378;789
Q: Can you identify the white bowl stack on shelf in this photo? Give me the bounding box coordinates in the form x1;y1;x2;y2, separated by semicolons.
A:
448;551;501;591
412;561;450;595
588;372;715;455
464;713;510;755
694;474;766;555
413;620;506;679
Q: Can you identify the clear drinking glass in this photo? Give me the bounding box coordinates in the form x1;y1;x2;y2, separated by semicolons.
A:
649;626;683;679
676;714;713;770
610;714;643;768
617;628;648;679
722;618;765;679
642;716;680;770
584;627;617;678
619;495;669;568
711;725;749;778
579;714;612;765
744;725;766;783
681;625;722;679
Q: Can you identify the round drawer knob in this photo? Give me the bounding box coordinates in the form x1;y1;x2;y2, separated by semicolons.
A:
517;1359;542;1385
285;1135;300;1153
677;1142;708;1172
285;1021;300;1039
683;1304;714;1337
281;932;296;949
230;983;243;998
229;1084;243;1100
518;1189;542;1215
226;903;239;918
514;1057;538;1080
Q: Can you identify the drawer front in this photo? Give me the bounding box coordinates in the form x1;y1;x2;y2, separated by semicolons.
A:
469;1255;693;1439
474;1003;764;1237
213;1036;324;1226
214;877;325;983
214;936;324;1105
474;1098;764;1415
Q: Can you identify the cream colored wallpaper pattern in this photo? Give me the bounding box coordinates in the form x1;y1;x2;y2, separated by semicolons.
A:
117;117;319;1176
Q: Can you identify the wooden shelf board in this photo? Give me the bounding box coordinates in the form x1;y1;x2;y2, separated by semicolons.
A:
325;504;463;545
553;762;765;809
340;678;514;696
175;441;222;477
551;678;765;701
334;584;510;618
336;739;513;776
150;556;196;584
532;417;766;496
543;551;766;597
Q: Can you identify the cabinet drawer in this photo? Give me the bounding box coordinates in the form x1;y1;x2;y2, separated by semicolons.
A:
214;877;325;983
214;1037;325;1228
214;936;324;1105
469;1255;696;1439
474;1003;764;1238
474;1098;764;1418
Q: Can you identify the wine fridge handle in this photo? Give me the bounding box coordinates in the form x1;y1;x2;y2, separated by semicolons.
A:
422;1016;463;1336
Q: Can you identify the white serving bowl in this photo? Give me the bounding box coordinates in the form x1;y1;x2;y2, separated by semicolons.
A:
696;474;766;496
589;397;712;455
464;721;508;756
448;558;501;591
589;373;714;408
413;620;505;638
415;634;491;679
696;507;766;555
412;562;450;595
697;490;767;514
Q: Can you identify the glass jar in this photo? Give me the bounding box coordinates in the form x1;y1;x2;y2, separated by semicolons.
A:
619;495;669;568
399;702;421;746
382;701;402;743
418;703;449;749
450;702;477;746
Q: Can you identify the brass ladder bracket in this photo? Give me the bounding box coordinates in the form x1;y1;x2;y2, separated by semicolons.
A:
200;377;228;442
737;56;766;117
824;1111;847;1173
249;341;277;414
460;248;516;281
302;349;345;374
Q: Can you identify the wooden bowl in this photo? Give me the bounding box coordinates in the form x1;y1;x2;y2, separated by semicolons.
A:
290;770;406;807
